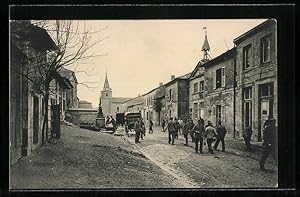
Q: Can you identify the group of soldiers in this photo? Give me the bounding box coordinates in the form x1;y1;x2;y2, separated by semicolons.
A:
164;117;227;154
132;114;277;171
162;115;277;171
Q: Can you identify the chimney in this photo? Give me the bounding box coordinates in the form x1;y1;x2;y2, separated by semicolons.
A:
159;82;163;86
171;75;175;81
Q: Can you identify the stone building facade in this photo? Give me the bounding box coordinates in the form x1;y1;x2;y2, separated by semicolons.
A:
165;74;190;121
10;21;58;164
143;87;159;125
189;61;207;122
234;19;277;141
203;48;236;132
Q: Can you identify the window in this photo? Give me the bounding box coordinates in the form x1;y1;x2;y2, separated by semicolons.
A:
194;82;198;93
200;81;204;92
216;68;222;88
105;93;108;97
243;44;252;69
169;89;172;101
244;87;252;100
117;107;119;112
243;87;252;129
261;34;271;63
193;103;198;119
259;83;273;98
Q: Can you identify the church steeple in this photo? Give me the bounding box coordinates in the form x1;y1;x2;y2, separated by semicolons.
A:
201;27;210;61
103;72;111;91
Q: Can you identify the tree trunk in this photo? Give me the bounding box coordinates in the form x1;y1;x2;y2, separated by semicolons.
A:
41;82;50;144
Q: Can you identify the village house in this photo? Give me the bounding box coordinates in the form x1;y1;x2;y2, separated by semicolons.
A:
189;61;207;121
233;19;277;141
142;86;159;125
58;67;79;109
164;74;190;121
202;48;236;132
122;96;145;116
10;20;58;164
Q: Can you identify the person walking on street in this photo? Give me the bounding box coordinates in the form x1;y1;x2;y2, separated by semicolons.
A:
140;118;145;140
174;117;180;139
205;121;217;154
242;126;253;151
188;119;195;143
192;119;205;154
167;117;176;145
259;116;278;171
161;118;166;132
149;119;153;134
134;118;143;143
182;119;189;146
111;116;117;133
214;120;227;152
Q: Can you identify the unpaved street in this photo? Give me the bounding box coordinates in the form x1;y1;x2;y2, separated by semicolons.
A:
124;126;278;188
10;124;277;189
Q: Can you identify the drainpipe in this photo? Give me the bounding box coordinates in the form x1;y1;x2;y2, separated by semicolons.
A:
233;46;237;138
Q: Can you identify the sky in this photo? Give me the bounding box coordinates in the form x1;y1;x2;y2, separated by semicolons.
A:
66;19;267;108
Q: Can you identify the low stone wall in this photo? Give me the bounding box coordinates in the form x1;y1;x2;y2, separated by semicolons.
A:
66;109;97;125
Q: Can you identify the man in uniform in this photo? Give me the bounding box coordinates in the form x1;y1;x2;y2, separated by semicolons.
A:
134;118;143;143
174;117;180;139
167;117;176;145
242;126;253;151
214;120;227;152
259;115;277;171
192;119;205;154
205;121;217;154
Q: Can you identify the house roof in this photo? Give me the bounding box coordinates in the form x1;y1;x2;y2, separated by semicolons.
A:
11;21;57;51
57;67;78;84
164;72;191;87
233;19;276;45
53;70;73;89
203;48;236;69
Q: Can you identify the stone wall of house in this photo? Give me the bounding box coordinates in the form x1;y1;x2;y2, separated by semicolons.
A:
235;20;277;141
177;80;190;120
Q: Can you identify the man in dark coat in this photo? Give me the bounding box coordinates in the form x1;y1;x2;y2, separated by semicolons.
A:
242;126;253;151
161;118;166;132
213;120;227;152
192;119;205;154
149;119;153;134
111;116;117;133
174;117;180;139
167;117;176;145
134;118;143;143
259;116;278;170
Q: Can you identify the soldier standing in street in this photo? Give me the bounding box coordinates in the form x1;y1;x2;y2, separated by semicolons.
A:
161;118;165;132
167;117;176;145
259;116;278;171
242;126;253;151
149;119;153;134
205;121;217;154
213;120;227;152
134;118;143;143
174;117;180;139
140;118;145;140
182;119;189;146
192;119;205;154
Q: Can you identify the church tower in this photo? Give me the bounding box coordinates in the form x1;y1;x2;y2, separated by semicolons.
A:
100;73;112;116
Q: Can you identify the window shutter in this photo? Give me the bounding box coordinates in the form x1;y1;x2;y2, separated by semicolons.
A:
222;67;226;87
213;71;216;89
260;39;263;64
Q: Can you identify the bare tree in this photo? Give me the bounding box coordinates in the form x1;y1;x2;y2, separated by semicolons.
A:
11;20;106;144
